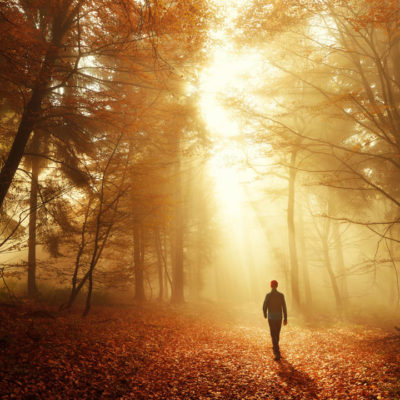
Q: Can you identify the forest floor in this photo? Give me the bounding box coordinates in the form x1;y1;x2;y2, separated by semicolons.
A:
0;301;399;400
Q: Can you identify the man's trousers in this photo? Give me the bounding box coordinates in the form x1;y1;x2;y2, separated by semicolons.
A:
268;319;282;355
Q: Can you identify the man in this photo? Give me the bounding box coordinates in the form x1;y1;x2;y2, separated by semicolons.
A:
262;280;287;361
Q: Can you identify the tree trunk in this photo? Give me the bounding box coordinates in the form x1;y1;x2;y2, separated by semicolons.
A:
27;134;40;297
332;221;348;305
321;220;342;313
388;237;400;311
298;207;312;307
83;270;93;317
171;210;184;303
193;233;203;301
133;222;145;302
287;150;301;311
163;231;171;298
0;94;42;208
170;149;184;304
155;228;163;301
0;27;64;208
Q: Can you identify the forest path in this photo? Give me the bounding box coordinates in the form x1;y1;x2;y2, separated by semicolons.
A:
0;303;399;399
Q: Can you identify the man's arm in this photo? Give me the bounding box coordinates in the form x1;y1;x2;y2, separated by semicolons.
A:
282;294;287;324
262;294;269;319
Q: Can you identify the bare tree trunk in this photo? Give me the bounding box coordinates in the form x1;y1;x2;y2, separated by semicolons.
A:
194;232;203;301
69;214;115;314
287;150;301;311
321;220;342;313
0;15;71;208
62;199;91;310
171;213;184;303
63;135;125;313
133;222;145;302
387;237;400;311
155;228;164;301
83;269;93;317
146;274;153;300
332;222;348;305
298;207;312;307
0;86;46;208
27;134;40;297
171;154;184;304
161;230;171;298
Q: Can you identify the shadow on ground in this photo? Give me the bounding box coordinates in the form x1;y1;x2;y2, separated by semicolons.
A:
275;358;319;399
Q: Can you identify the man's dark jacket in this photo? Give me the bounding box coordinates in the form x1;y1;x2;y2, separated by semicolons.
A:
263;288;287;321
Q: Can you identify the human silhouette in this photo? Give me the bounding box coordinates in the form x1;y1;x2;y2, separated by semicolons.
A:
262;280;287;361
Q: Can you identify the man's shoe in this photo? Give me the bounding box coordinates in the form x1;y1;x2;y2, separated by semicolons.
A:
274;354;281;361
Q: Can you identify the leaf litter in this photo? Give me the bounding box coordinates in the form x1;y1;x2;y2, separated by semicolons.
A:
0;303;399;399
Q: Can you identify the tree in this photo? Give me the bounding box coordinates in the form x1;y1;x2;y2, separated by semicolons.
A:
0;0;207;207
62;132;128;315
219;0;400;311
1;0;209;303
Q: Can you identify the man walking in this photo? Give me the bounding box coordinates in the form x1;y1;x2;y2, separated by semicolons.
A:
262;280;287;361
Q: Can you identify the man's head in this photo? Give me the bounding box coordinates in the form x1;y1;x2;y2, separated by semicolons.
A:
270;280;278;289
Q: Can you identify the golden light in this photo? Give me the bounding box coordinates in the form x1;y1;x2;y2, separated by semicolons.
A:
196;0;286;300
207;144;246;214
198;0;261;218
199;47;266;138
198;0;266;218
